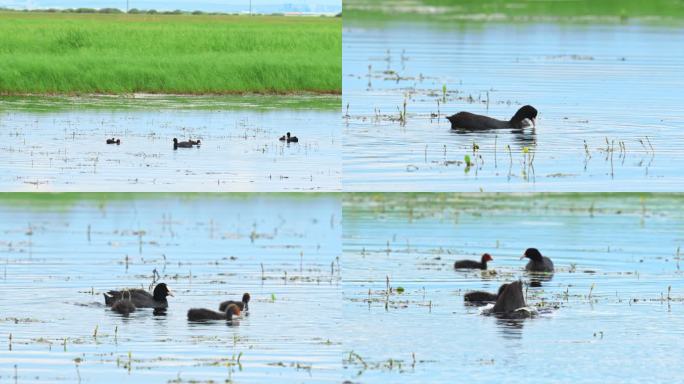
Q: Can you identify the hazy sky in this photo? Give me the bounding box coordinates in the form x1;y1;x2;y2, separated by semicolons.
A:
0;0;341;13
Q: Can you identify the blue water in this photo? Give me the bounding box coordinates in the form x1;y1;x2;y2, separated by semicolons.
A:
342;193;684;383
0;96;341;192
343;22;684;191
0;194;341;383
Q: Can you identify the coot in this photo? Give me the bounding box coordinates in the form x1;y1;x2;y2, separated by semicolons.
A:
106;138;121;145
521;248;554;272
173;138;194;149
187;303;241;322
454;253;493;270
491;281;526;314
219;293;251;312
104;283;173;309
279;132;299;143
464;283;508;304
110;299;136;316
447;105;538;130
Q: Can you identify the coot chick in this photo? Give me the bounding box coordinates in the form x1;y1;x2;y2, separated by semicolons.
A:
521;248;554;272
104;283;173;309
491;281;526;314
111;299;136;316
447;105;538;130
219;293;251;312
106;138;121;145
454;253;493;270
464;283;508;304
187;303;241;322
173;138;194;149
279;132;299;143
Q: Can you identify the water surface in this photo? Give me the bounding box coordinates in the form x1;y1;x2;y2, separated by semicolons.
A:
343;23;684;191
0;193;341;383
342;193;684;383
0;95;340;191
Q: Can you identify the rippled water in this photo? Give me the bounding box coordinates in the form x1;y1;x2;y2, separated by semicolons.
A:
342;193;684;383
343;23;684;191
0;95;340;192
0;194;341;383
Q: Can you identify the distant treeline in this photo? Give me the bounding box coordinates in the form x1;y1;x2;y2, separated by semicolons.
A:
0;7;341;17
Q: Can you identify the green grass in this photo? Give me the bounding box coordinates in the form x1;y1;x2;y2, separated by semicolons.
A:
0;193;339;211
0;12;341;95
342;193;684;222
345;0;684;23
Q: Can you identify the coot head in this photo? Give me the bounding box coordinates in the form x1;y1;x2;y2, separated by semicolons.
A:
511;105;538;126
173;138;178;144
521;248;543;262
153;283;173;301
225;303;241;319
242;293;251;304
286;132;291;138
481;253;493;263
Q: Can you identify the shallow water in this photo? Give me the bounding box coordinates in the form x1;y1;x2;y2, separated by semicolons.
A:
343;22;684;191
0;95;340;191
0;194;341;383
342;193;684;383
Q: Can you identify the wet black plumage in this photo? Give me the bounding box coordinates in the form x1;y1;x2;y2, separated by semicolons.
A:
491;281;526;314
279;132;299;143
104;283;173;309
464;283;508;304
188;303;241;321
447;105;537;130
173;138;194;149
522;248;554;272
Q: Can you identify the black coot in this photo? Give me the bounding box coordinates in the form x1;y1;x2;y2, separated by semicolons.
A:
104;283;173;309
521;248;554;272
447;105;537;130
188;303;241;321
279;132;299;143
173;138;194;149
464;283;508;304
491;281;527;314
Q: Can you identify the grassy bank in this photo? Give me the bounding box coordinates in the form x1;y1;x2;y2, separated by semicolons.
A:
0;12;341;95
345;0;684;23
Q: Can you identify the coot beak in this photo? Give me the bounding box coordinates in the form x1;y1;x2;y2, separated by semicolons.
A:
519;255;526;260
167;289;174;297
